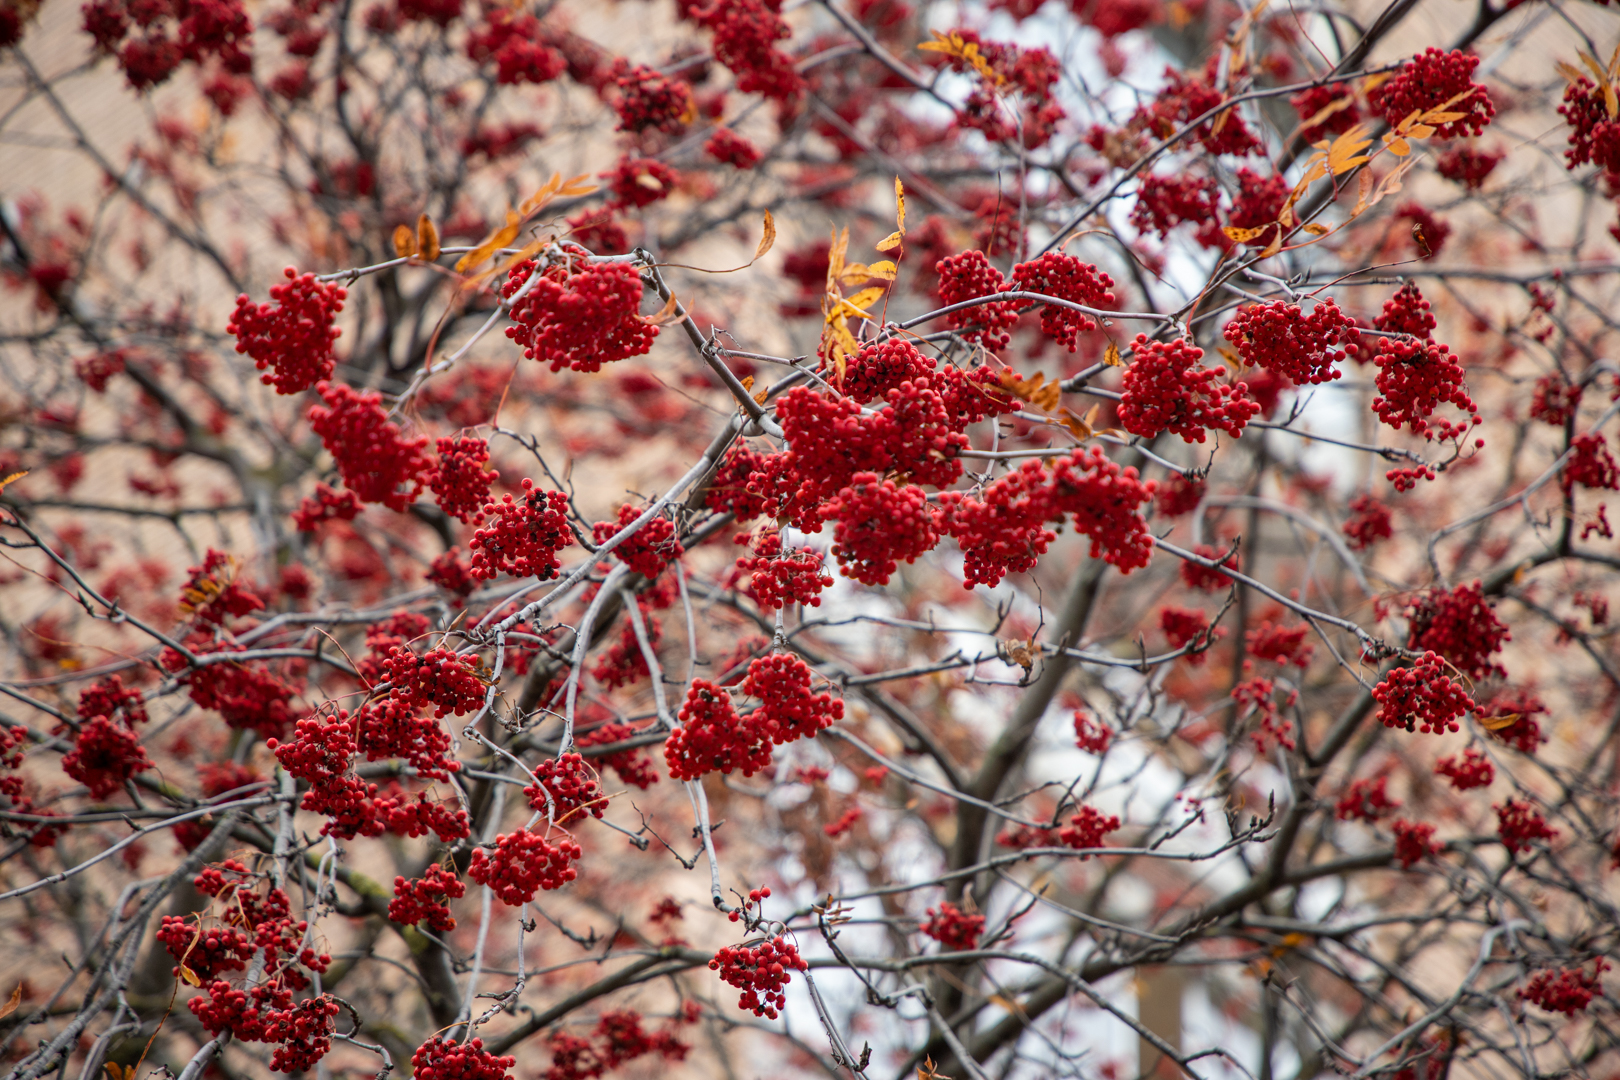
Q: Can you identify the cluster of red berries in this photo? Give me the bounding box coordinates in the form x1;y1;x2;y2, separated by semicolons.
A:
610;61;694;134
1046;447;1159;571
1518;959;1609;1015
1335;776;1400;822
1160;606;1219;663
429;436;496;524
578;720;660;789
79;674;148;726
227;269;345;395
1156;472;1206;517
1560;77;1620;174
591;599;660;689
1215;168;1290;251
75;348;128;392
710;935;808;1018
307;381;431;511
81;0;253;91
1369;49;1494;138
469;479;575;581
1373;282;1438;340
934;31;1066;148
1565;432;1619;492
1390;819;1441;868
384;644;485;718
832;339;936;404
936;250;1020;350
190;981;341;1073
665;679;772;780
468;828;584;905
1131;173;1217;240
1530;374;1581;426
1371;338;1478;438
824;805;863;837
1247;619;1314;668
1407;581;1509;681
156;914;253;980
1223;300;1357;385
1235;676;1297;752
503;259;658;372
356;696;457;778
62;715;152;798
705;127;761;169
594;503;683;578
388;863;465;932
1386;466;1436;493
737;530;833;609
938;461;1059;588
1436;745;1494;790
464;8;565;85
823;474;940;586
1136;63;1262;156
524;753;606;823
1436;145;1504;191
165;640;297;739
412;1037;516;1080
1119;335;1260;444
1057;804;1122;854
293;483;362;532
1373;653;1474;734
178;548;264;625
543;1009;691;1080
1180;544;1239;591
1073;709;1112;754
1496;797;1558;855
1343;494;1393;549
604;156;680;209
921;901;985;951
740;652;844;745
1009;252;1116;352
1291;83;1361;143
687;0;802;101
705;444;771;519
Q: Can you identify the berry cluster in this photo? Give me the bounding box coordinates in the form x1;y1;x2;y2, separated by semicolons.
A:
665;679;771;780
1559;77;1620;174
740;653;843;745
1009;252;1116;352
1135;63;1261;156
603;156;679;210
1390;818;1441;868
524;753;606;823
78;674;148;726
578;720;660;789
1565;432;1619;491
503;259;657;372
690;0;802;101
1373;653;1474;734
591;598;660;689
935;250;1020;350
62;717;151;798
824;806;862;837
1058;803;1121;854
1371;338;1478;438
293;483;362;532
1436;145;1503;190
1247;619;1313;668
227;268;345;394
156;914;253;980
610;61;694;134
1335;776;1399;822
1160;606;1220;663
1235;676;1297;752
1477;689;1548;753
75;348;128;392
939;461;1058;587
543;1010;690;1080
1046;447;1159;571
705;127;761;169
1436;745;1494;790
737;529;833;610
467;828;584;905
1518;960;1609;1015
1369;49;1494;139
1291;83;1362;143
705;444;770;520
388;864;465;932
1223;300;1357;385
469;479;575;581
412;1037;515;1080
80;0;253;91
1216;168;1290;251
307;381;431;511
429;436;496;524
1373;283;1437;342
1386;465;1437;493
921;901;985;951
1180;545;1240;591
1407;581;1509;681
710;936;808;1018
1119;335;1261;444
1343;494;1394;549
1131;173;1218;240
1496;797;1558;855
823;474;940;586
464;8;564;85
177;548;264;625
1073;709;1111;754
384;645;485;719
594;503;683;578
1530;374;1581;426
836;339;935;403
166;640;297;739
928;30;1065;148
1156;472;1206;517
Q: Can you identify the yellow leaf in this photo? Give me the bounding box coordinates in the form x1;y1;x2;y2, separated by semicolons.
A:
1477;712;1522;732
1556;60;1587;87
826;227;849;291
1580;50;1608;88
0;984;20;1020
641;290;684;327
468;236;547;291
0;470;27;494
454;210;522;273
1258;229;1284;259
555;174;598;199
1419;111;1465;125
1222;225;1270;243
1218;346;1244;371
895;176;906;235
1296;91;1355;136
1280;931;1309;949
1059;406;1093;440
1326;124;1372;174
1103;341;1122;367
753;387;768;405
754;209;776;261
1349;167;1375;218
1384;136;1411;157
393;224;418;258
876;230;904;252
842;286;887;316
179;965;201;987
1406;124;1435;141
416;213;440;262
865;260;898;281
1301;223;1330;236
